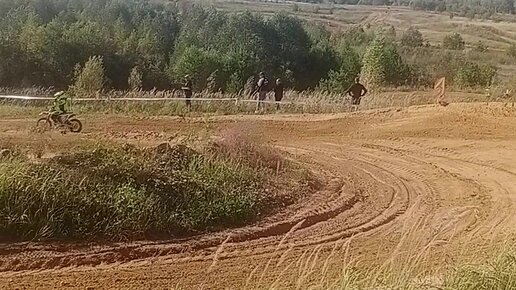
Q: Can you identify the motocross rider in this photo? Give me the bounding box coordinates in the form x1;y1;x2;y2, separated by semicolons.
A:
51;91;70;124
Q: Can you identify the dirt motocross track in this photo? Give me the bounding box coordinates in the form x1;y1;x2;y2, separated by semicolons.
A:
1;102;516;289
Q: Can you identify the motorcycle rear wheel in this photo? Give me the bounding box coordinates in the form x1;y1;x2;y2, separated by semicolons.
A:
68;118;82;133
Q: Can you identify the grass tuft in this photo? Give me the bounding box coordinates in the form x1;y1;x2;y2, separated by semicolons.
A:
0;140;312;242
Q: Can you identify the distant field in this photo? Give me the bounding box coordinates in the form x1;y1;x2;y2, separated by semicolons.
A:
205;0;516;50
198;0;516;87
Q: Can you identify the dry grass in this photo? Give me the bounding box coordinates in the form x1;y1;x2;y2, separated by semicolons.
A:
224;200;516;290
2;87;515;119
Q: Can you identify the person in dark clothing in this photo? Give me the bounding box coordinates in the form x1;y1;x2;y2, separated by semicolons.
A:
182;75;193;109
274;78;284;110
345;77;368;108
255;72;269;113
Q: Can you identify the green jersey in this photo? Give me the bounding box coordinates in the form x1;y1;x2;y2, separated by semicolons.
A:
54;94;69;113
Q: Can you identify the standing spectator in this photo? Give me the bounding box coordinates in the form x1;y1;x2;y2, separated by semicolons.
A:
274;78;284;110
182;75;193;109
255;72;269;113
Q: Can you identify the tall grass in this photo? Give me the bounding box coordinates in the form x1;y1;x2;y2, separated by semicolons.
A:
235;206;516;290
0;138;313;242
2;81;516;118
3;88;514;118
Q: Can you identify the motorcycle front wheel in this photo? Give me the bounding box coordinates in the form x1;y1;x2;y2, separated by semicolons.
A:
68;118;82;133
36;118;52;132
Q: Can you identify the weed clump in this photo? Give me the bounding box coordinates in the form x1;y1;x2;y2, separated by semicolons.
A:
210;127;285;171
0;143;281;241
442;251;516;289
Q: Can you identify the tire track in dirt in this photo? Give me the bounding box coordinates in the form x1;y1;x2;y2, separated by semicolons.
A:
358;140;516;240
0;146;414;271
1;103;515;289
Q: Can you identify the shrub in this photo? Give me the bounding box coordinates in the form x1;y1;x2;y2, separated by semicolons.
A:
128;67;143;90
319;44;361;92
362;37;387;88
507;44;516;58
455;62;497;88
362;37;410;88
0;144;265;241
71;56;106;96
401;27;424;47
443;32;466;50
171;46;220;90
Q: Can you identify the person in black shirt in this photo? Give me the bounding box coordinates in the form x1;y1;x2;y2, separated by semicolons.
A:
255;72;269;113
345;77;368;109
274;78;284;110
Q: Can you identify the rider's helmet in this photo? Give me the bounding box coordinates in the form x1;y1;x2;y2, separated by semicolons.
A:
54;91;65;98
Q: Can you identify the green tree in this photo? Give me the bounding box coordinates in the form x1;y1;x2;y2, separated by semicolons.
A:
361;37;386;88
362;37;409;88
443;32;465;50
455;63;497;88
401;27;424;47
72;56;106;96
128;67;143;90
171;46;220;90
319;44;361;92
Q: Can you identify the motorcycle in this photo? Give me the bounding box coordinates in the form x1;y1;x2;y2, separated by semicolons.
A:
36;111;83;133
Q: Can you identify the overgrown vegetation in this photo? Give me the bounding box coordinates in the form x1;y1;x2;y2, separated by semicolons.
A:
443;32;466;50
0;138;314;241
442;250;516;289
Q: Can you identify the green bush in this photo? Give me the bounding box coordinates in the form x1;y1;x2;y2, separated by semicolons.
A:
401;27;424;47
319;44;361;92
128;67;143;90
455;62;497;88
0;145;266;241
362;37;410;88
171;46;221;90
443;32;466;50
71;56;106;96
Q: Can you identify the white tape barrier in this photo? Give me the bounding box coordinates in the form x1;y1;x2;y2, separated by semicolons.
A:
0;95;313;106
0;95;54;100
0;95;238;102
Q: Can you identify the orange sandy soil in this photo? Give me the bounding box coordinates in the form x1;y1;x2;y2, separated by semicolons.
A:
0;102;515;289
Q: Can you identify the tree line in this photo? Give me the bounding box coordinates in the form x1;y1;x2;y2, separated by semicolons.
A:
0;0;338;93
0;0;499;95
289;0;514;17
